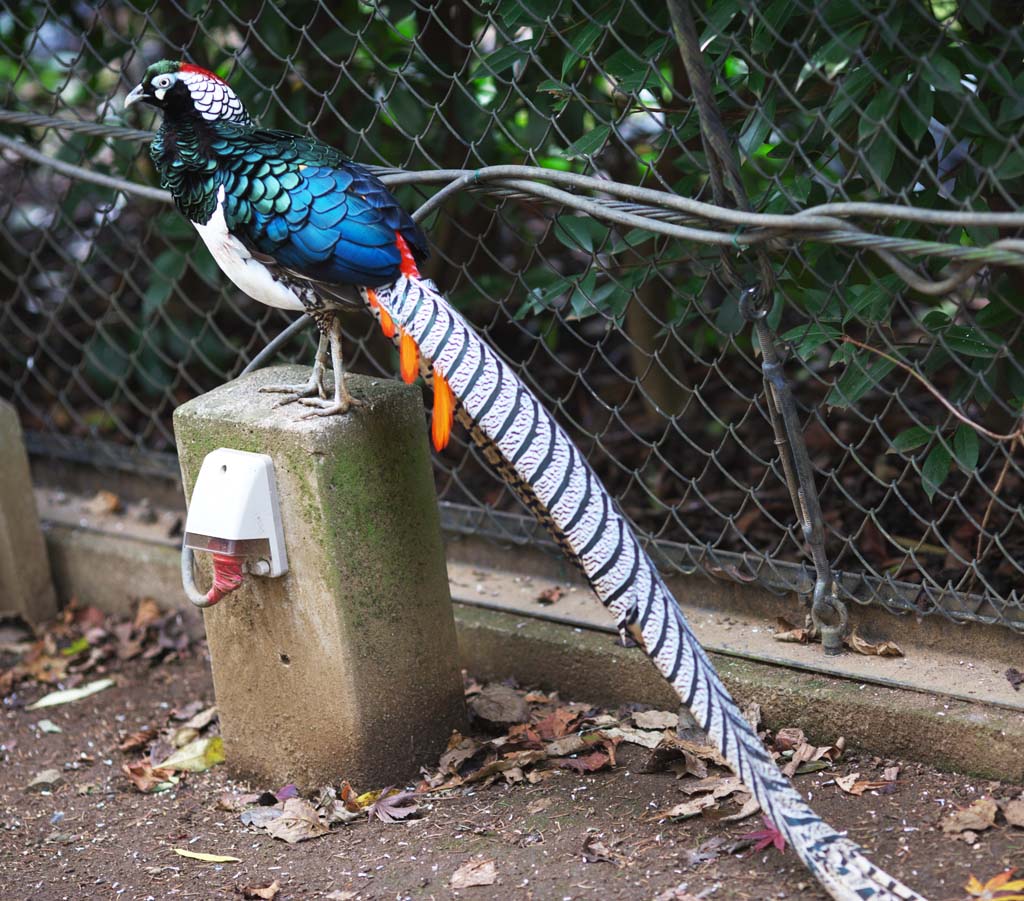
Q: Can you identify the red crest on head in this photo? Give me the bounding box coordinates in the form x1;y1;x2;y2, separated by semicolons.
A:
180;63;227;84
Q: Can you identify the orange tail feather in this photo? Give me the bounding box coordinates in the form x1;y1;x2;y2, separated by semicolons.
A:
366;288;396;338
431;370;454;452
399;330;419;384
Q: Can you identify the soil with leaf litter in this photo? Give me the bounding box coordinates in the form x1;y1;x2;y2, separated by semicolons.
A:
2;604;1023;901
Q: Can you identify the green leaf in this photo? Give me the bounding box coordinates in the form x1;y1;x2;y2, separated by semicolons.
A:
925;56;961;92
477;40;533;77
800;289;843;322
780;322;841;359
739;96;776;161
827;352;896;407
996;149;1024;181
891;426;932;453
797;26;868;89
698;0;741;51
952;424;979;472
859;87;897;141
567;270;598;318
61;636;90;656
843;276;899;323
559;125;611;159
825;67;873;129
901;79;934;148
143;249;187;317
943;325;998;358
921;443;951;501
561;21;603;77
553;216;608;253
922;309;951;328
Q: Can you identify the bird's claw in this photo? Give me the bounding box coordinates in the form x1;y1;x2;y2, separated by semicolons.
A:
297;392;365;418
259;379;326;407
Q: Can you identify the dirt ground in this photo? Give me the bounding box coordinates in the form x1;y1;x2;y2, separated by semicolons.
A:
2;649;1022;901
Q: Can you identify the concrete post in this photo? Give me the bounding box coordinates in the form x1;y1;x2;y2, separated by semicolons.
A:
173;366;466;789
0;400;57;623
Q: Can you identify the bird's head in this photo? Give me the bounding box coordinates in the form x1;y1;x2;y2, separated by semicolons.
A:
125;60;252;125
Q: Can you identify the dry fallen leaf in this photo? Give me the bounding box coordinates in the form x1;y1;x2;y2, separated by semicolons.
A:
450;858;498;888
156;736;225;773
534;705;584;740
582;835;628;866
633;709;679;731
556;749;612;774
535;585;564;605
264;798;329;843
133;597;162;630
773;617;812;643
1006;668;1024;692
941;797;998;834
27;678;115;709
367;787;419;823
240;880;281;900
85;489;122;515
740;816;786;854
314;786;363;826
1004;798;1024;828
26;768;64;793
835;773;891;796
179;705;218;732
467;684;530;727
655;794;718;820
652;887;701;901
965;868;1024;900
122;761;177;793
118;727;158;753
600;725;664;750
846;629;904;657
527;798;552;815
173;849;240;863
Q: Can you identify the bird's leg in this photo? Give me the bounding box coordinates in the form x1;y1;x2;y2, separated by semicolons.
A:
259;332;330;405
299;317;364;417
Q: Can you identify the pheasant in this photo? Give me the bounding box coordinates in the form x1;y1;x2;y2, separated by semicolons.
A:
125;61;925;901
126;60;436;429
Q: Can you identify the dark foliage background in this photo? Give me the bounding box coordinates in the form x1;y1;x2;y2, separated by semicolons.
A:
2;0;1022;627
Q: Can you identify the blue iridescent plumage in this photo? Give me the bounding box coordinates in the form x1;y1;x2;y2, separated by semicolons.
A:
153;123;428;288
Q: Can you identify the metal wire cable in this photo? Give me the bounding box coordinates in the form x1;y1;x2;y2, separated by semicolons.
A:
4;0;1023;635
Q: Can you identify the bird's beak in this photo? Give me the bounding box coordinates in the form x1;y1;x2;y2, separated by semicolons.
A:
124;83;147;109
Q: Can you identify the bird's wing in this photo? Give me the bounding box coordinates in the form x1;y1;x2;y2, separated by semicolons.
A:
216;131;427;289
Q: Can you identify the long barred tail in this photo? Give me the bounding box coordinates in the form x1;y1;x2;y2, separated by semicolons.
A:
365;275;926;901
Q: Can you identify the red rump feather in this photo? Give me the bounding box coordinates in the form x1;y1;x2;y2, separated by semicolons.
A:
394;232;420;278
180;62;227;84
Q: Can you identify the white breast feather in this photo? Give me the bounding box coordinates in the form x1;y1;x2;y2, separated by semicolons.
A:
192;186;304;312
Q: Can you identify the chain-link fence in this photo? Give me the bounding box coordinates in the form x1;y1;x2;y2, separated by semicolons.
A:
2;0;1023;633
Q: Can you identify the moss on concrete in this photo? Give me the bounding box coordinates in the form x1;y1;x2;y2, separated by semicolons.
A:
174;366;466;788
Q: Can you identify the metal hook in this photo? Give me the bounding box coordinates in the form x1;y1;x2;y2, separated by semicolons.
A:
738;285;768;321
180;542;220;608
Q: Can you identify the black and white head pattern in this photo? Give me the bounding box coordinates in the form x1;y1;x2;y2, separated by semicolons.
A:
177;65;252;125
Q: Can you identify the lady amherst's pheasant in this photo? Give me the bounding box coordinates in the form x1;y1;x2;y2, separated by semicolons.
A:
126;59;439;433
125;60;925;901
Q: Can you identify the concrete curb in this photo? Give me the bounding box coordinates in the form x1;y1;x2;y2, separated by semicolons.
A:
455;604;1024;782
32;482;1024;783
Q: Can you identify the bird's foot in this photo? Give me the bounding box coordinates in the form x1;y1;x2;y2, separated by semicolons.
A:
298;383;365;418
259;374;328;407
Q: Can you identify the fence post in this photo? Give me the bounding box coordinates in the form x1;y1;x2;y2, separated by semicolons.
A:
173;365;466;789
0;400;58;624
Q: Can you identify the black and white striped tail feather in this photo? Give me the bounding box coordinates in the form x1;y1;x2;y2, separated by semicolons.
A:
368;275;926;901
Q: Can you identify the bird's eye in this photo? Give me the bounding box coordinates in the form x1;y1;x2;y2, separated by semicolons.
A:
153;74;173;89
